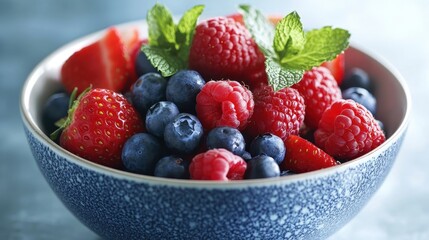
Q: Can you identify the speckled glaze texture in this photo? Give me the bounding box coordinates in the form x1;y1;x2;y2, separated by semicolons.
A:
24;126;405;240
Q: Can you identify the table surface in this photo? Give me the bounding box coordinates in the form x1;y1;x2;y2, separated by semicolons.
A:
1;0;428;239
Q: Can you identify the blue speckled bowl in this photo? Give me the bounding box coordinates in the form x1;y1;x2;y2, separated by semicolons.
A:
20;21;410;240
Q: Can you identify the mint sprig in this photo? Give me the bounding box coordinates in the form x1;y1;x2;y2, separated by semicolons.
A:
142;4;204;77
239;5;350;91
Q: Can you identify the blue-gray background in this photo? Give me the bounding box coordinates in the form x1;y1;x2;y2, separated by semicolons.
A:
1;0;428;239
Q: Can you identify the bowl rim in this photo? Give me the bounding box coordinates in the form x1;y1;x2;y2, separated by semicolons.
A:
20;20;412;189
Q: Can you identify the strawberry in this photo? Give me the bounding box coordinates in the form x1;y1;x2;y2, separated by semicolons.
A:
321;53;346;85
281;135;338;173
121;28;142;89
61;28;131;95
56;88;145;169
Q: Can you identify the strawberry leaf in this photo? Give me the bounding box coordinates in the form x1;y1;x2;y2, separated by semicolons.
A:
265;58;304;92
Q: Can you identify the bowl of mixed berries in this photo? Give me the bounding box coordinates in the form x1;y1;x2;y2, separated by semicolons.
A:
20;3;410;240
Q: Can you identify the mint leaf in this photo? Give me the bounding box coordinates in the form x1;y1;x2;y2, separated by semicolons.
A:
281;26;350;69
265;58;304;91
147;3;176;48
274;11;305;60
176;5;204;62
239;5;275;57
142;45;185;77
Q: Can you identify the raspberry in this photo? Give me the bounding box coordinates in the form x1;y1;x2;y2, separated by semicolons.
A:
196;80;254;131
245;85;305;141
292;66;342;130
314;99;386;161
189;17;265;87
189;149;247;180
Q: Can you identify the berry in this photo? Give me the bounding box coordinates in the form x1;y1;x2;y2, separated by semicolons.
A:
292;66;342;130
154;155;190;179
61;28;131;95
134;39;159;77
342;87;377;116
42;91;70;135
245;85;305;141
281;135;338;173
206;126;246;157
321;53;345;85
315;99;386;161
189;17;266;87
131;72;167;115
58;88;144;169
164;113;204;154
145;101;180;138
244;155;280;179
196;80;254;131
122;133;164;175
341;68;373;91
189;149;247;180
166;70;205;113
122;28;141;88
249;133;286;165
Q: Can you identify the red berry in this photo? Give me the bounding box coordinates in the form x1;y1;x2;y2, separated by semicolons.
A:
292;66;342;130
59;88;145;169
61;28;132;95
314;99;386;161
281;135;338;173
189;149;247;180
245;85;305;141
189;17;266;87
196;80;254;131
321;53;346;85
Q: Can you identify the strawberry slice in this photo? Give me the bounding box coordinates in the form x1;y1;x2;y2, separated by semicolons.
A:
321;53;345;85
120;28;142;89
281;135;338;173
61;27;130;95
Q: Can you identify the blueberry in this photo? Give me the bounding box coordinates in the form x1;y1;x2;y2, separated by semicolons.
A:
244;155;280;179
249;133;286;165
42;92;70;135
166;70;205;113
135;50;159;77
154;155;190;179
342;87;377;115
341;68;373;91
146;101;180;138
122;133;164;175
241;151;252;161
131;73;167;116
206;126;246;156
376;119;386;134
164;113;204;154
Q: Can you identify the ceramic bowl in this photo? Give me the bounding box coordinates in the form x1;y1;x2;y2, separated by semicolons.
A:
20;21;410;240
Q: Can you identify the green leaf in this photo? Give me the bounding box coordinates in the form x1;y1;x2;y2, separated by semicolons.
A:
281;26;350;69
265;58;304;91
147;3;176;48
142;45;185;77
239;5;275;57
274;11;305;60
176;5;205;62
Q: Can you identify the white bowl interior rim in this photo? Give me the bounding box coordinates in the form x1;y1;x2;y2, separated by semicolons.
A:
20;20;412;188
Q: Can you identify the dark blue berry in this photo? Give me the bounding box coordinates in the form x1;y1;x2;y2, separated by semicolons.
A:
154;156;190;179
206;126;245;156
241;151;252;161
146;101;180;138
244;155;280;179
341;68;373;91
376;119;385;134
166;70;205;113
131;73;167;116
342;87;377;115
164;113;204;154
249;133;286;165
122;133;164;175
135;50;159;77
42;92;70;135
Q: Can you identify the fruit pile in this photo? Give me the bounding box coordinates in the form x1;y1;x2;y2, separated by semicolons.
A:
42;4;385;181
